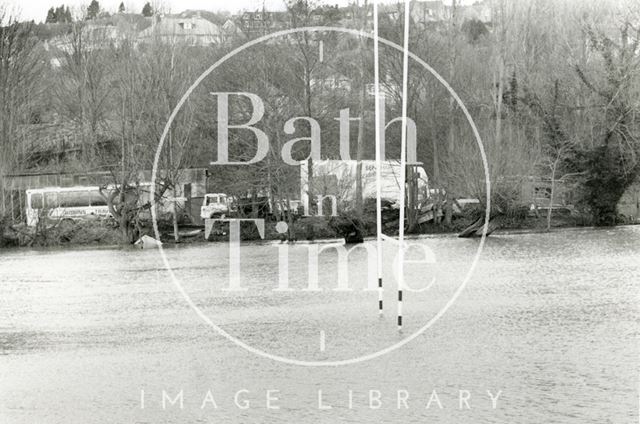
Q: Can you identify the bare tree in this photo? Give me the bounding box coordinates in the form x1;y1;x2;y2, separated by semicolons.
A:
572;20;640;225
0;10;43;219
55;19;111;166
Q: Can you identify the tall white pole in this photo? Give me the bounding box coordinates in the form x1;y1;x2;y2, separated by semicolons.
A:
398;0;411;331
373;0;383;316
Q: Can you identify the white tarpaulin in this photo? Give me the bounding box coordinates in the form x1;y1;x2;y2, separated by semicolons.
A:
300;160;429;205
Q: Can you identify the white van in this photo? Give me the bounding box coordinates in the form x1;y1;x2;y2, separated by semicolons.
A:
25;186;112;227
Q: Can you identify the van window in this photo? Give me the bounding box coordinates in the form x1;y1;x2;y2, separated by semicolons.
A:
44;192;58;208
31;193;44;209
59;191;91;208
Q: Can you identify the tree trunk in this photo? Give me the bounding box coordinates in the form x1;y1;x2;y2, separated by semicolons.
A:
172;205;179;242
286;194;296;242
495;59;505;148
0;182;5;219
355;80;366;214
547;160;558;232
444;190;453;226
304;78;316;216
354;1;368;215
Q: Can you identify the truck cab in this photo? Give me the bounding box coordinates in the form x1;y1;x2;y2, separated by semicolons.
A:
200;193;230;219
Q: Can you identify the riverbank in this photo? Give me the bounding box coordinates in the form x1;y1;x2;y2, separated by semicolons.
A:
3;209;636;249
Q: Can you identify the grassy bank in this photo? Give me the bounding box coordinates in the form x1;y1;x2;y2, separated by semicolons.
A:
2;208;635;249
1;218;123;248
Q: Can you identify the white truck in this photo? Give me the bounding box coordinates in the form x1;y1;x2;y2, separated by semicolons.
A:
300;159;430;206
200;193;230;219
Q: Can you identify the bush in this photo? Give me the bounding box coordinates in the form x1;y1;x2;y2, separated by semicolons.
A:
26;218;121;247
579;145;639;226
0;215;17;248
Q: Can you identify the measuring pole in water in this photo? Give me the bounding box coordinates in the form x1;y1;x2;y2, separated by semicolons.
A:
373;0;383;317
166;195;187;242
397;0;411;331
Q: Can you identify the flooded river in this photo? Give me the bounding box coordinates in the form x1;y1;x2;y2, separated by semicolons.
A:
1;227;638;423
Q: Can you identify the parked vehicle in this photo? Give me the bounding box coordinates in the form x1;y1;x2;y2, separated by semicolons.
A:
300;159;430;205
200;193;230;219
25;186;111;227
26;184;185;227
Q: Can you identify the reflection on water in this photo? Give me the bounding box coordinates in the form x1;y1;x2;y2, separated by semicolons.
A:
0;227;638;423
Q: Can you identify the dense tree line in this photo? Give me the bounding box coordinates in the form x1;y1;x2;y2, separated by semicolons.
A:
0;0;638;242
45;5;73;23
142;2;153;18
45;1;154;23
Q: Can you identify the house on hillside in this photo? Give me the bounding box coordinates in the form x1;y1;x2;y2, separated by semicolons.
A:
221;19;245;43
237;11;289;38
44;15;146;57
138;14;221;46
410;0;493;27
45;25;120;56
459;0;493;24
411;0;450;25
311;75;352;93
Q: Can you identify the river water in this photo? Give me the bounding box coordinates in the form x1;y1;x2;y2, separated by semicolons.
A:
1;226;638;423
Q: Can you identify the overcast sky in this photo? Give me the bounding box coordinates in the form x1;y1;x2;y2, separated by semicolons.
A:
5;0;472;23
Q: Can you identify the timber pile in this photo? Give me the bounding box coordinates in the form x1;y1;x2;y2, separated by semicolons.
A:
330;198;442;243
363;198;439;232
364;198;402;232
458;214;502;238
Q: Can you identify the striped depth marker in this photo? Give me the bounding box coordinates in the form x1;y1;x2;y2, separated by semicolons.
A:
397;0;411;332
378;278;383;315
397;289;403;329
